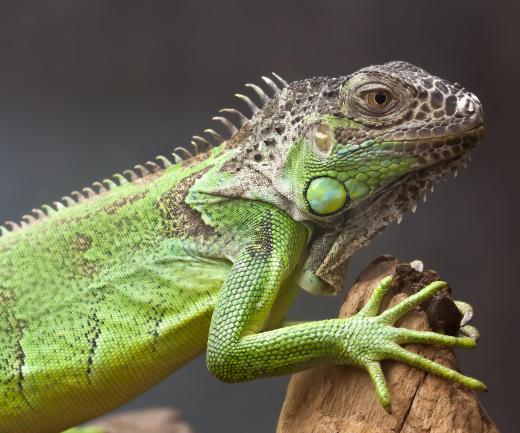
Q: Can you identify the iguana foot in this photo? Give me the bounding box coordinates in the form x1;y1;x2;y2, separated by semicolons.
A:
343;276;485;411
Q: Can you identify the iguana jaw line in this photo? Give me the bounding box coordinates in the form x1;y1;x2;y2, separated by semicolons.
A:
409;124;484;165
395;123;484;147
347;149;472;229
341;124;483;224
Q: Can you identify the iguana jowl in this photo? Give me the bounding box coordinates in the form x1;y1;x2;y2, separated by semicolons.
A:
0;61;485;433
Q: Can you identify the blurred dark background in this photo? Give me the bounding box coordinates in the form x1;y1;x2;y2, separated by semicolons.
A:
0;1;517;431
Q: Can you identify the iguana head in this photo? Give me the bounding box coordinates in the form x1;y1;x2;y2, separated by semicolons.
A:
245;61;483;221
233;61;483;292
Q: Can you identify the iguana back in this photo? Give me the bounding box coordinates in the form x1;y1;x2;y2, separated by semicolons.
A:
0;150;232;432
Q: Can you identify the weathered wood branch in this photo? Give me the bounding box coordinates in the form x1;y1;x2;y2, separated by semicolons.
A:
276;256;498;433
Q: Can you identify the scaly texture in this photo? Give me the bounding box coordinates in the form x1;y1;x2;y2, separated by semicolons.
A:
0;62;485;433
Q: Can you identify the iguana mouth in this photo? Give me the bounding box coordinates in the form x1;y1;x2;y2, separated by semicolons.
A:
401;124;484;145
399;124;484;166
399;125;485;186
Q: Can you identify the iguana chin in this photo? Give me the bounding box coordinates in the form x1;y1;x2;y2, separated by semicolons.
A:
0;61;485;433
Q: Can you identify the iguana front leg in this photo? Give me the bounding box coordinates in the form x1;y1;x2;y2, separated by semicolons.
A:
206;209;485;410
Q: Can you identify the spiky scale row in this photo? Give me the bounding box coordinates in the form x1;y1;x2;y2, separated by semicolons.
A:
272;72;289;87
245;83;269;104
234;93;259;114
4;221;21;231
155;155;173;169
92;182;108;194
391;153;470;227
0;72;288;237
220;108;248;126
204;129;225;143
212;116;238;135
261;76;281;97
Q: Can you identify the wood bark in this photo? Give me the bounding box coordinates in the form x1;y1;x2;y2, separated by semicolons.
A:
276;256;499;433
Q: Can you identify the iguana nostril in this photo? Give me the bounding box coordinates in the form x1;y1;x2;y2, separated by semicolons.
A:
456;94;482;121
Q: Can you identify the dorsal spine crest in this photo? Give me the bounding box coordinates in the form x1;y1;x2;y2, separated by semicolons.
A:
0;72;288;237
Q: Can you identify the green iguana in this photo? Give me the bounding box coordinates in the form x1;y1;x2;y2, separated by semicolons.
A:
0;61;485;433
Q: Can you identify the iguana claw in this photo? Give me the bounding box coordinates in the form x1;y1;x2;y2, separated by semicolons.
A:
409;259;424;272
454;300;474;326
409;261;479;339
453;300;480;340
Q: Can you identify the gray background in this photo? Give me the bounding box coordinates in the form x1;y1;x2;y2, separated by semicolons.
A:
0;1;517;431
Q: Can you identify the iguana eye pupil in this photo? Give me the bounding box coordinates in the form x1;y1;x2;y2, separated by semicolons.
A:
364;89;392;110
375;91;387;105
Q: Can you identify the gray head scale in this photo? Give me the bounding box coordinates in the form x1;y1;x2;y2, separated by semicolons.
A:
242;60;483;217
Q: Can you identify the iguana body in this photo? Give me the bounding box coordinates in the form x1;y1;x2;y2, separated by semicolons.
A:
0;62;485;433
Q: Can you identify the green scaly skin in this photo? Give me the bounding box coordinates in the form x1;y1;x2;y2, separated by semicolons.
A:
0;61;485;433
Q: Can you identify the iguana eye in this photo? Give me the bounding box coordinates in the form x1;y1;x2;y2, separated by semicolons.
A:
366;89;392;109
349;82;399;116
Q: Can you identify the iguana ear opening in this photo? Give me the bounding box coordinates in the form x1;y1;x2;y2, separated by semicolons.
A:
311;123;334;156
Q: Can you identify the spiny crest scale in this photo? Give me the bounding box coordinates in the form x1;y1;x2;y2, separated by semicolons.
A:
0;72;289;237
